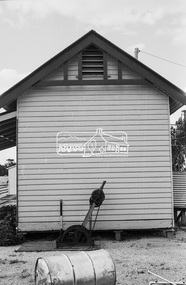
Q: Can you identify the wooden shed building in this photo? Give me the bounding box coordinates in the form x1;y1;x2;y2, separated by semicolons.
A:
0;30;186;232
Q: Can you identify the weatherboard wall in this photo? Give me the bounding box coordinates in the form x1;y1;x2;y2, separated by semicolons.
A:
17;82;173;232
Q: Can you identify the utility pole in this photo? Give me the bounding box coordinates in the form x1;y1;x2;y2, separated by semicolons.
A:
134;48;140;60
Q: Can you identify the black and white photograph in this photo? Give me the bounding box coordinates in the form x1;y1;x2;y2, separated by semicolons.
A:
0;1;186;284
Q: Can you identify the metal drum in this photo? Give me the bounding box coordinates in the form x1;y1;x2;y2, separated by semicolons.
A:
35;249;116;285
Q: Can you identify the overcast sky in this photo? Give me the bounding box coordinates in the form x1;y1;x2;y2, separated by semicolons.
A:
0;0;186;164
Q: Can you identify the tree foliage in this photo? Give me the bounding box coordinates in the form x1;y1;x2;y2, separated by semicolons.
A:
0;159;16;176
0;164;7;176
171;116;186;172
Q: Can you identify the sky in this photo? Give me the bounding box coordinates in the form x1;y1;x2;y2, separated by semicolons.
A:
0;0;186;164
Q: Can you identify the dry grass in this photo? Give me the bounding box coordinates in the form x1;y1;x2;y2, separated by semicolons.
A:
0;228;186;285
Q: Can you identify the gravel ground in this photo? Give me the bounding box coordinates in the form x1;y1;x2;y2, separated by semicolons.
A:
0;227;186;285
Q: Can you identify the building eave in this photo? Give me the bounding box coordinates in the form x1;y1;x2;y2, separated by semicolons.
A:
0;30;185;115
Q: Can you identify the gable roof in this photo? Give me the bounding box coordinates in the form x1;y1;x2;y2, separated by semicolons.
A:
0;29;186;114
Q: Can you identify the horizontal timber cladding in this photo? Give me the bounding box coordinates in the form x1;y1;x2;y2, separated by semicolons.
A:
17;85;173;231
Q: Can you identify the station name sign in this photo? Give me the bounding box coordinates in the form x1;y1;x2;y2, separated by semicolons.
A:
56;128;129;157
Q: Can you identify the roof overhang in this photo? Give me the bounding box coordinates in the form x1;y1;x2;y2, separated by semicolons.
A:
0;111;17;151
0;30;185;115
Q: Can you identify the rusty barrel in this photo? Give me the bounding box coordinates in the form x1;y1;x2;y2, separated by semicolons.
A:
35;249;116;285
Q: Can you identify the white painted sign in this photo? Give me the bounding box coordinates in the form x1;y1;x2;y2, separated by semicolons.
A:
56;128;129;157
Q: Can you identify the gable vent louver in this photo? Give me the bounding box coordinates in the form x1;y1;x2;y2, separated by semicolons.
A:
82;45;104;80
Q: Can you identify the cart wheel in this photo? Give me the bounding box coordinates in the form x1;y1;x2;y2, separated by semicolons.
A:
59;225;94;246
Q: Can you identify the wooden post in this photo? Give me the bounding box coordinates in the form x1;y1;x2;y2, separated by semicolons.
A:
60;199;63;230
114;231;123;241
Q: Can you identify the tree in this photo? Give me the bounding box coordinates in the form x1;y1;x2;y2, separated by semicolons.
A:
0;159;16;176
5;159;16;168
171;116;186;171
0;164;7;176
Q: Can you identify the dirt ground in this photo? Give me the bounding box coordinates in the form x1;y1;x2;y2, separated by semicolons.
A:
1;227;186;285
